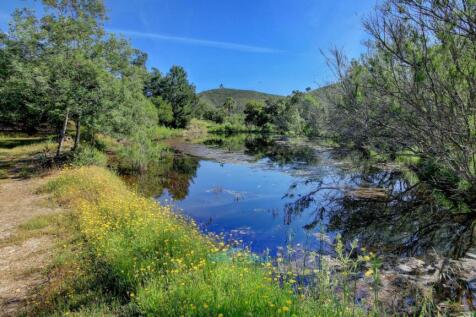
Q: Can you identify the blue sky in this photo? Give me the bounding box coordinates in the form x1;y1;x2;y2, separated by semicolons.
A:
0;0;377;95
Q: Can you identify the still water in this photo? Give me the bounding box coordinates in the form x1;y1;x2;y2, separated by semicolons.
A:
128;134;474;258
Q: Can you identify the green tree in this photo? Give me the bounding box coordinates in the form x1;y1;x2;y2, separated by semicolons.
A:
0;9;50;133
223;97;236;115
147;66;197;128
39;0;108;155
244;100;268;128
151;96;174;125
326;0;476;208
0;0;160;159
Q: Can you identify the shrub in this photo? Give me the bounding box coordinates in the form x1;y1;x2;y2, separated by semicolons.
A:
72;145;108;167
116;129;166;173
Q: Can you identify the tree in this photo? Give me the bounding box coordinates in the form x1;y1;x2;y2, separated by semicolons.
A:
325;0;476;209
244;100;268;128
144;67;161;97
39;0;108;155
0;9;50;134
145;66;197;128
151;96;174;125
0;0;160;158
223;97;236;115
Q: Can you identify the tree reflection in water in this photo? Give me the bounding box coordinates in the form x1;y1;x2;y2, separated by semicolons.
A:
128;134;475;260
125;151;200;199
284;165;475;258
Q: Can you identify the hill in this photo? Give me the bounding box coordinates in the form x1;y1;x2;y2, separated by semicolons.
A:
199;88;282;111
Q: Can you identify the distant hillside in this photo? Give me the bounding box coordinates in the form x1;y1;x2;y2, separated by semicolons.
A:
308;83;337;100
198;85;338;113
199;88;282;111
307;83;339;109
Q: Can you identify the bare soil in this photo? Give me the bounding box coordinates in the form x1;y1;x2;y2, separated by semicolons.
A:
0;177;62;316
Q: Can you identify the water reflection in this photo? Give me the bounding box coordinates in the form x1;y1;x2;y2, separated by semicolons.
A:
203;134;319;166
129;134;474;260
286;167;475;258
125;151;200;199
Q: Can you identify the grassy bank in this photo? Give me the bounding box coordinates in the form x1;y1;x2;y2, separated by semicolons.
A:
36;166;372;316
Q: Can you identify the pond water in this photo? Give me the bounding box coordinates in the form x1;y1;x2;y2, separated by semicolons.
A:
127;134;474;259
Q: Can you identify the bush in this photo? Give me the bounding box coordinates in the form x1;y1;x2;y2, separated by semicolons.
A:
116;129;166;173
72;145;108;167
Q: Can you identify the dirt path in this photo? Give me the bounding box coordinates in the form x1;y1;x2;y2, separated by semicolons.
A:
0;176;62;316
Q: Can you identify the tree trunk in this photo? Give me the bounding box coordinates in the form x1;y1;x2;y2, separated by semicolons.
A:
73;117;81;151
56;108;70;157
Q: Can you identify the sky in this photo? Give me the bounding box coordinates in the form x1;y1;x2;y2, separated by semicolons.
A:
0;0;378;95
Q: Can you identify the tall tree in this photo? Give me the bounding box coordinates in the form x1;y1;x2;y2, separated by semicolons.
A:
147;66;197;128
39;0;107;155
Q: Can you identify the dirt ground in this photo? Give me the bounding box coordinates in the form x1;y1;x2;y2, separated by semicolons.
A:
0;177;62;316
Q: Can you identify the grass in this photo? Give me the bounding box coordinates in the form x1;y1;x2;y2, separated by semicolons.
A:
19;216;52;231
156;125;183;140
0;135;48;149
396;149;421;166
72;145;108;167
0;135;59;179
187;119;261;137
37;166;378;316
0;138;56;158
0;214;62;250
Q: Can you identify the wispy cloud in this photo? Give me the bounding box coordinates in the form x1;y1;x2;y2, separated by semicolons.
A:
108;29;283;54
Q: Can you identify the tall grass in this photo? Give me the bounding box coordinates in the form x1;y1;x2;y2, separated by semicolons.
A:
72;145;108;167
42;166;378;316
156;125;183;139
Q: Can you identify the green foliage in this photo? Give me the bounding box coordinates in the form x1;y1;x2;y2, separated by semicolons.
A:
0;0;178;159
222;96;236;115
145;65;198;128
117;128;166;172
323;0;476;209
208;121;249;134
156;125;183;139
244;100;268;128
152;96;174;125
198;88;325;136
19;215;53;231
240;93;322;136
72;145;108;167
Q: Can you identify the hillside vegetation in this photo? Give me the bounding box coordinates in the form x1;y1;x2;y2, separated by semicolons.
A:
199;88;282;112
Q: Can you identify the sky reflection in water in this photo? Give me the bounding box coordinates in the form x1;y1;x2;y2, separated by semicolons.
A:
144;136;474;258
